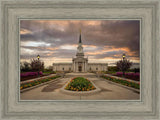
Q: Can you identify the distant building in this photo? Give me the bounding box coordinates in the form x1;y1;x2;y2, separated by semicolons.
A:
53;32;108;72
130;63;140;69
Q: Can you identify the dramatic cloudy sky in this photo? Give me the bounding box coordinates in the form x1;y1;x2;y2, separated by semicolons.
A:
20;20;140;67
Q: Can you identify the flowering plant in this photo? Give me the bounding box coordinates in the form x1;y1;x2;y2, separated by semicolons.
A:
65;77;96;91
103;75;140;89
116;72;140;81
20;75;60;90
21;71;43;77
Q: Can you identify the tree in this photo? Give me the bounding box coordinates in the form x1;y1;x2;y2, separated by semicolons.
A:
48;65;53;71
116;59;132;76
108;66;118;72
20;62;23;70
20;61;31;72
30;59;44;72
24;61;30;71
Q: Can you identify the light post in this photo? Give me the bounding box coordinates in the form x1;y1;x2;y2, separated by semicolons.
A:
37;54;40;60
37;55;40;77
122;53;125;60
122;53;125;77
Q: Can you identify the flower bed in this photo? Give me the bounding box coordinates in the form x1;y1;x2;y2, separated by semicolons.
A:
65;77;96;91
116;72;140;81
21;71;45;81
102;75;140;89
20;76;60;90
21;71;43;77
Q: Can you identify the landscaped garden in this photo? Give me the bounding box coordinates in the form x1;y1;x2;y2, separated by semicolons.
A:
102;75;140;89
20;75;60;90
20;71;56;81
105;71;140;81
20;59;56;81
105;58;140;81
65;77;96;91
115;72;140;81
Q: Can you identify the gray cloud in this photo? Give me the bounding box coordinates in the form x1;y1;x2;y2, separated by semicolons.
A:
20;20;140;62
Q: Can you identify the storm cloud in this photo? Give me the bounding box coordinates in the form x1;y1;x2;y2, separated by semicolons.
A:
20;20;140;66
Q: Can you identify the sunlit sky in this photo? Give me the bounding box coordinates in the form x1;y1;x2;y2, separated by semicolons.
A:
20;20;140;67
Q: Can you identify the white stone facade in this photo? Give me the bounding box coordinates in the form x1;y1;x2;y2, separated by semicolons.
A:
53;63;72;72
52;33;108;72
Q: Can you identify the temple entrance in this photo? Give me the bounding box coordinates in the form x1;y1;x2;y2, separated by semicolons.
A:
78;66;82;72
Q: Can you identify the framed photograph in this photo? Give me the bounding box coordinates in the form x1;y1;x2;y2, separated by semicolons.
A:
0;0;159;120
20;19;140;101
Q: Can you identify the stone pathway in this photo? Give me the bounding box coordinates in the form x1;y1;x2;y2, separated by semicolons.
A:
20;73;140;100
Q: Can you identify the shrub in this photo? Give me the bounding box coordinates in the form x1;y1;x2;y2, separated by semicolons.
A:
20;61;31;72
108;66;118;71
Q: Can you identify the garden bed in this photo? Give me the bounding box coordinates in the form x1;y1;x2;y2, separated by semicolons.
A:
102;75;140;89
20;71;55;81
60;77;101;95
106;72;140;81
115;72;140;81
65;77;96;91
20;75;60;90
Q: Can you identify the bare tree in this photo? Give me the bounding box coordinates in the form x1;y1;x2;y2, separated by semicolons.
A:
116;59;132;76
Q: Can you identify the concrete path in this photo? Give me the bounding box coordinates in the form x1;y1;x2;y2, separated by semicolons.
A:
20;73;140;100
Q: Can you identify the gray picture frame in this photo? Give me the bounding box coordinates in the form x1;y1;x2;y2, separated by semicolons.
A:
0;0;159;120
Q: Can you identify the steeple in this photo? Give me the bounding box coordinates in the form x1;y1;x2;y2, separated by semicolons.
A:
79;29;82;43
76;29;84;57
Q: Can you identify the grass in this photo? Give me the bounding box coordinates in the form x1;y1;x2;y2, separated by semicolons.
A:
43;71;55;74
102;75;140;89
65;77;96;91
105;71;117;74
20;75;60;90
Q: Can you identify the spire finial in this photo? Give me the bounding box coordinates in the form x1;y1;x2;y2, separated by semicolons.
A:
79;29;82;43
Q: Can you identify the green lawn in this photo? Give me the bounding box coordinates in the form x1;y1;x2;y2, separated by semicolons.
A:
43;71;55;74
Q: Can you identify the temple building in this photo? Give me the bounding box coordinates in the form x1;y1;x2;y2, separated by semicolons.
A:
53;32;108;72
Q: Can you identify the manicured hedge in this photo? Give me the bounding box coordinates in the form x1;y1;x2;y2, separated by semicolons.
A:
20;76;60;90
102;75;140;89
65;77;96;91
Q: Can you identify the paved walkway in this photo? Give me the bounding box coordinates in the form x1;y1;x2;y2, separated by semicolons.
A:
20;73;140;100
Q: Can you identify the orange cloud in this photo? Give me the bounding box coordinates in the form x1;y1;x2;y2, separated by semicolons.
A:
20;28;32;35
46;47;59;51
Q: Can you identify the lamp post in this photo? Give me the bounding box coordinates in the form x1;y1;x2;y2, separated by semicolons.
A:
37;55;40;77
122;53;125;60
37;54;40;60
122;53;125;77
